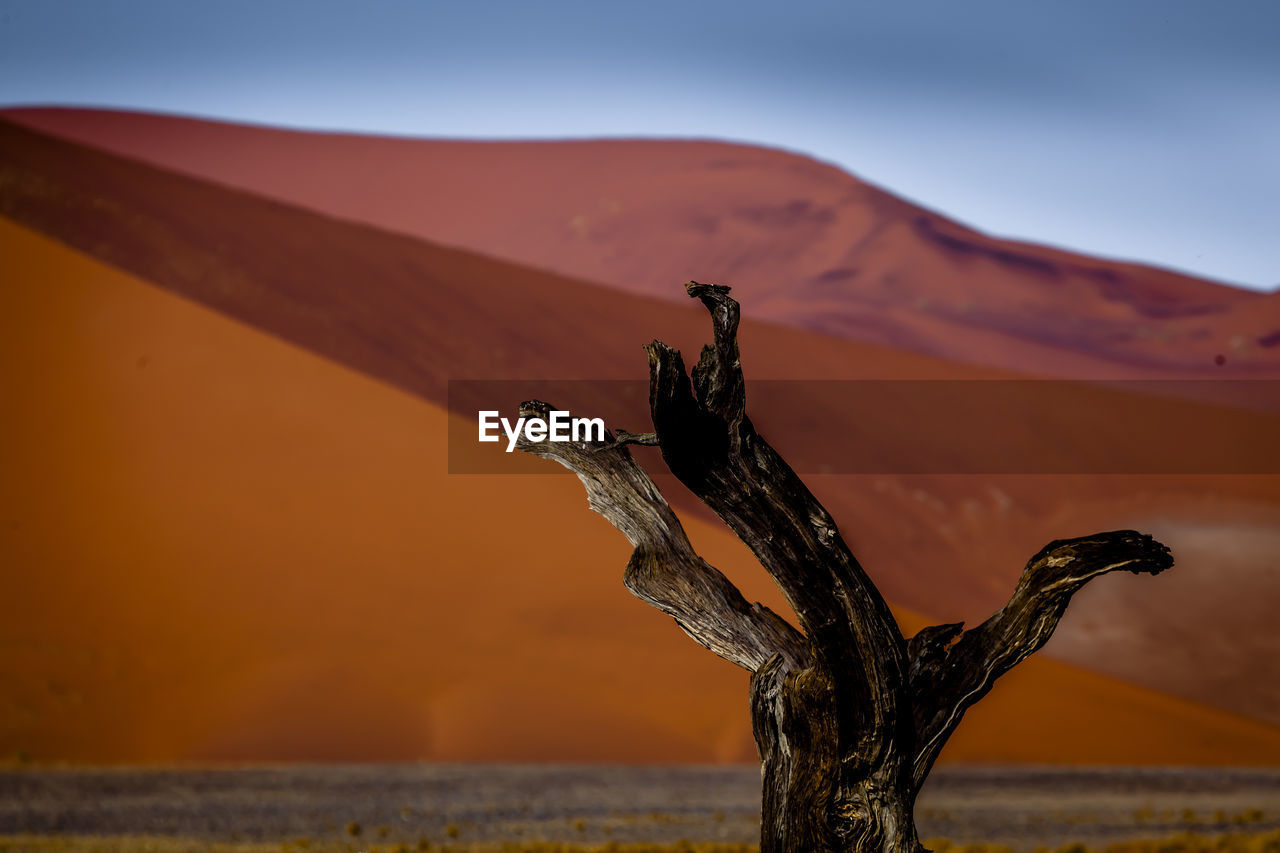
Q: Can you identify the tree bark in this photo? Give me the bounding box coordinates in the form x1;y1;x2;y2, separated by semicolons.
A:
514;282;1174;853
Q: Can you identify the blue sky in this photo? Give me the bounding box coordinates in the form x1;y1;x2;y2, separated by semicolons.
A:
2;1;1277;290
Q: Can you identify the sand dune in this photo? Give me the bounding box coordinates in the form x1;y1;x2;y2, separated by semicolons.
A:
5;216;1280;764
6;106;1279;378
3;117;1280;759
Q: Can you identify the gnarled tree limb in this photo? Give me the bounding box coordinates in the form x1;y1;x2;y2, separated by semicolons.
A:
907;530;1174;789
514;400;807;671
646;283;906;759
643;283;918;849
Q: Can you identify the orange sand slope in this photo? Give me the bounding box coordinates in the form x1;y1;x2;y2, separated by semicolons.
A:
4;216;1280;765
3;118;1279;729
7;106;1280;377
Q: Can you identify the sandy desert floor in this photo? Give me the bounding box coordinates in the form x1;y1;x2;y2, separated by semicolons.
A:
2;765;1278;852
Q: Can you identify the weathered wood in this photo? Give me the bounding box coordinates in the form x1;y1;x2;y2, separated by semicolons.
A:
645;283;914;852
514;399;807;671
907;530;1174;790
513;282;1174;853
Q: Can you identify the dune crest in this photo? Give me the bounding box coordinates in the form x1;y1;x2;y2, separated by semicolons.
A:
6;106;1279;378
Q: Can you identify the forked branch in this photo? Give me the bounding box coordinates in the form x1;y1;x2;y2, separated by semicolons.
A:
512;282;1174;853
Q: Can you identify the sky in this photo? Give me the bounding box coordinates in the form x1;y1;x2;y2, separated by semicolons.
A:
1;0;1277;291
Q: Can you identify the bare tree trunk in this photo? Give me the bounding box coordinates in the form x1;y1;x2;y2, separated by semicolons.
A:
514;282;1173;853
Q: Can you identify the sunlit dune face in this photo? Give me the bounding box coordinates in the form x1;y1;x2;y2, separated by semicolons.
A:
4;216;1280;764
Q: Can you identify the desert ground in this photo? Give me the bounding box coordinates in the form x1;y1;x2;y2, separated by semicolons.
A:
2;765;1278;852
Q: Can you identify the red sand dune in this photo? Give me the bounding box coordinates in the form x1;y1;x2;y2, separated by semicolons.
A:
2;118;1279;761
5;216;1280;765
7;106;1280;378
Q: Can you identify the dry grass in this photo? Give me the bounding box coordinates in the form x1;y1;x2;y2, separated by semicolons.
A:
0;840;758;853
925;830;1280;853
2;830;1279;853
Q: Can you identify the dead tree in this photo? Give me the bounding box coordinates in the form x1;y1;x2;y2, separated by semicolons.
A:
515;282;1173;853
